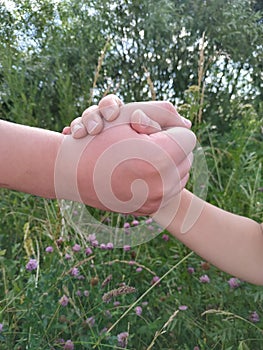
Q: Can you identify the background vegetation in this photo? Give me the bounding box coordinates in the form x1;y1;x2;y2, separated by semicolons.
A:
0;0;262;349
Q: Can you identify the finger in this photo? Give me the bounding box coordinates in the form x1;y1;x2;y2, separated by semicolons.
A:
150;127;196;165
62;126;71;135
71;117;88;138
98;94;124;121
130;109;162;134
81;105;104;135
164;152;194;202
122;101;192;130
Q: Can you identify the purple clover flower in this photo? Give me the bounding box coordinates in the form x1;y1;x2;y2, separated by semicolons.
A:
228;277;240;289
162;234;169;241
0;323;3;333
26;259;38;271
45;246;53;253
106;242;114;250
117;332;129;348
187;267;195;274
76;290;82;297
135;306;142;316
85;316;95;327
91;240;99;247
132;219;139;226
85;247;93;255
83;290;89;297
151;276;160;285
70;267;79;277
64;340;74;350
72;244;81;252
199;274;210;283
123;245;131;252
179;305;188;311
249;311;260;323
59;295;69;307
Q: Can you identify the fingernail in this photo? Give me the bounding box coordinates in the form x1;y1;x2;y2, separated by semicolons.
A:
87;119;99;134
181;116;192;128
72;123;84;136
140;113;161;131
103;101;118;121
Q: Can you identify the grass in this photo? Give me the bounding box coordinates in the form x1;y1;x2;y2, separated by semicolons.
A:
0;121;262;349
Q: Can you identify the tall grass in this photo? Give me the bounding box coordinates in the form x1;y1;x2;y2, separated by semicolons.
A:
0;35;263;350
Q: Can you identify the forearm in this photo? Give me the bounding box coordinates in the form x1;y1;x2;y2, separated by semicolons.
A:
155;189;263;285
0;120;63;198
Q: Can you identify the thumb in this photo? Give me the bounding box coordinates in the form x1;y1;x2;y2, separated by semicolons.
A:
131;109;162;134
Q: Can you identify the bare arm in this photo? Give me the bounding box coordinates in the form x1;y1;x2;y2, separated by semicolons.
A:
154;189;263;285
0;119;62;198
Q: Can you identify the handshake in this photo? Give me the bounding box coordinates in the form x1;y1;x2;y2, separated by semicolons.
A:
58;94;196;220
2;94;262;283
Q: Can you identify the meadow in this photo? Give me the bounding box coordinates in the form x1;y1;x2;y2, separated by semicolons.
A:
0;1;263;349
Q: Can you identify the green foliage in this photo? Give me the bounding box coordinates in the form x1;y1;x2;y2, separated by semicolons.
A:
0;0;262;349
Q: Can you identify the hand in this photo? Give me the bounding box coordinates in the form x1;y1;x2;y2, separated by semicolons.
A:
56;117;196;216
62;94;192;137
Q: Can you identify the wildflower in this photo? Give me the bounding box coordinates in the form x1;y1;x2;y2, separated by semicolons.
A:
56;237;64;245
100;243;107;250
83;290;89;297
85;247;93;256
135;306;142;316
91;240;99;247
228;277;240;289
199;274;210;283
45;246;53;253
59;295;69;307
123;245;131;252
0;323;3;333
87;233;96;242
117;332;129;348
145;218;153;224
187;267;195;274
136;267;142;272
179;305;188;311
129;260;135;265
249;311;260;323
65;253;72;260
76;290;82;297
64;340;74;350
162;234;169;241
26;259;38;271
132;219;139;226
70;267;79;277
123;222;130;229
72;244;81;252
114;301;121;307
151;276;160;285
106;242;114;250
193;347;200;350
85;316;95;327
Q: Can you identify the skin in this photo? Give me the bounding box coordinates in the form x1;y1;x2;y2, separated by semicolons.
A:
68;95;263;285
0;100;194;216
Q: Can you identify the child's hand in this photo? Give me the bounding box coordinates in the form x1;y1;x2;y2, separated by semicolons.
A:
62;94;192;137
